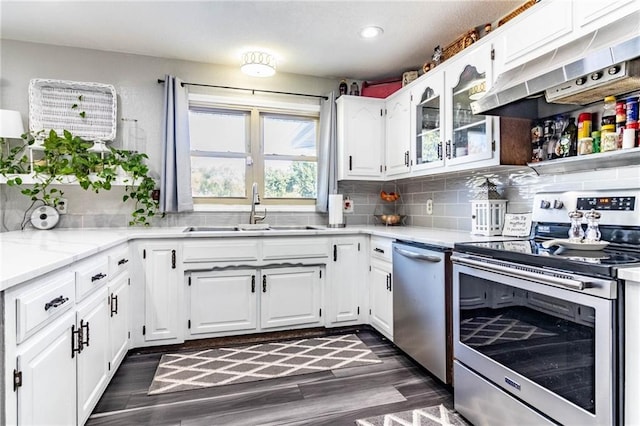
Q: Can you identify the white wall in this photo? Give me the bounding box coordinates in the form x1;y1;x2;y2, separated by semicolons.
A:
0;40;340;230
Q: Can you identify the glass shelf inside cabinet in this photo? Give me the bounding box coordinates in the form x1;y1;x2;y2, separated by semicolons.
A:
416;86;442;165
451;65;488;160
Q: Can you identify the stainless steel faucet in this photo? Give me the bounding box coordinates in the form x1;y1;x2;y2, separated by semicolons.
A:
249;182;267;224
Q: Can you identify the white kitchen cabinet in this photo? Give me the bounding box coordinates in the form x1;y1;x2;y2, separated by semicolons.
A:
327;236;366;325
385;89;412;178
141;242;182;342
444;42;495;169
574;0;640;37
108;272;129;373
260;266;323;329
76;286;110;425
15;310;77;426
187;269;257;336
336;95;385;180
411;69;446;175
369;258;393;340
497;0;573;71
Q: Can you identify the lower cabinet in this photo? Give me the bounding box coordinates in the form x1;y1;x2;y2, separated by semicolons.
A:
261;266;322;329
16;310;77;426
370;258;393;340
141;242;182;342
76;287;110;425
188;269;257;336
327;237;366;325
186;265;323;337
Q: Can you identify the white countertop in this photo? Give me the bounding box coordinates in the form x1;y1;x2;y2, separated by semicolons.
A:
0;225;514;291
620;267;640;283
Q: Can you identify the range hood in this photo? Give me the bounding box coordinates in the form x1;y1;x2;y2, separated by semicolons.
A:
472;13;640;119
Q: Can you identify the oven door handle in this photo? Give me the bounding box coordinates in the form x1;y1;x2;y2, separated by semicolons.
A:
451;255;586;291
394;247;442;263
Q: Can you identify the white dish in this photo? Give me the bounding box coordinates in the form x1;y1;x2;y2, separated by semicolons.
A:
541;239;609;251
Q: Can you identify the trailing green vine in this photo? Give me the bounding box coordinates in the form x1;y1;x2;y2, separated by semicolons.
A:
0;129;161;226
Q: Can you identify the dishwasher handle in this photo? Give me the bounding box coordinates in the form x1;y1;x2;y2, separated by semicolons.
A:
393;246;442;263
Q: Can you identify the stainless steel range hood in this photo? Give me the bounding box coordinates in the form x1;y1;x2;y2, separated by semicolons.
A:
472;13;640;119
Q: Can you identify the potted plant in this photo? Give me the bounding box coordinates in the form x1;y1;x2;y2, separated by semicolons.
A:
0;129;160;226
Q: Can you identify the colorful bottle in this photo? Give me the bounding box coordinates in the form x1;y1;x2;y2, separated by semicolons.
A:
602;96;616;127
558;117;577;157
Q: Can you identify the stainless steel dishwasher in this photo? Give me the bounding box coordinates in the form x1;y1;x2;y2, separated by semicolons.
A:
392;241;449;384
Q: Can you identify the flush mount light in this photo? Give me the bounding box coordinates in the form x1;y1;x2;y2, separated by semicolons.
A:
360;26;384;39
241;51;277;77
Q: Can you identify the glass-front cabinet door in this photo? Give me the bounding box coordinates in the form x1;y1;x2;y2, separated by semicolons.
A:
412;70;445;174
444;43;494;166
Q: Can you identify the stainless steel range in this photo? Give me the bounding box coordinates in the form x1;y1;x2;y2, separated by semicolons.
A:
452;189;640;426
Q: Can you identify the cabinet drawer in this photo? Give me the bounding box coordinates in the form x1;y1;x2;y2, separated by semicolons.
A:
76;256;109;301
108;245;130;278
370;237;393;262
183;239;259;263
262;238;329;261
16;271;76;343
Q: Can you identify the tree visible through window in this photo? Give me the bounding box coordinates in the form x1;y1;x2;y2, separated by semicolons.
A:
188;104;318;204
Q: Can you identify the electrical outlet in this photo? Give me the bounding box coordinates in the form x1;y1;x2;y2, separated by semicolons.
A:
55;198;68;214
426;199;433;215
343;197;354;213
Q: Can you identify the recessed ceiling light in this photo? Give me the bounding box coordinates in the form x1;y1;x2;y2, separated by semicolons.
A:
360;26;384;39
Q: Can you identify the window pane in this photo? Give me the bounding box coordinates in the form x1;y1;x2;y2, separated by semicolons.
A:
263;115;317;156
191;157;245;197
189;110;248;152
264;160;317;198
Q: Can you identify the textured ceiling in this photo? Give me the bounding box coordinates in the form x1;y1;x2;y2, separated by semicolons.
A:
1;1;523;81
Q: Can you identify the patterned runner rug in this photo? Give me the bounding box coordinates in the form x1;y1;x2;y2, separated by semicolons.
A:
355;404;469;426
148;333;381;395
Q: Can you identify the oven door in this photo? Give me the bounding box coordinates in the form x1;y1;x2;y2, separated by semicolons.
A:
452;255;616;426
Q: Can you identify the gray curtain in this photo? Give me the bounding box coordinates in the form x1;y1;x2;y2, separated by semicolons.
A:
160;75;193;213
316;91;338;212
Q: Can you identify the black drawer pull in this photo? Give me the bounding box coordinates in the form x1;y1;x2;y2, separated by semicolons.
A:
117;258;129;266
171;250;176;269
263;275;267;293
110;294;118;316
91;272;106;282
374;248;384;253
45;295;69;311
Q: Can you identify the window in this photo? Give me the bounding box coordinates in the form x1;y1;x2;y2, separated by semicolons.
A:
188;101;319;205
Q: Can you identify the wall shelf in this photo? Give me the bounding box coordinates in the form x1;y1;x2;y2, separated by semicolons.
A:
528;147;640;175
0;173;140;186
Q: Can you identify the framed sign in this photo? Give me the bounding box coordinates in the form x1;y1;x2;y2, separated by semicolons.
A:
502;213;532;237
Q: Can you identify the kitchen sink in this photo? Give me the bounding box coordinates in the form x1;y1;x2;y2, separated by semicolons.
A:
183;225;325;232
183;226;240;232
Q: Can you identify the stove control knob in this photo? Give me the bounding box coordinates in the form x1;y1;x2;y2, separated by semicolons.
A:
540;200;551;209
553;200;564;209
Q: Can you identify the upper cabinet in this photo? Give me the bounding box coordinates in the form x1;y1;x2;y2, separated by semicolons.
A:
336;96;385;181
444;43;495;168
574;0;640;36
411;69;445;174
385;89;412;179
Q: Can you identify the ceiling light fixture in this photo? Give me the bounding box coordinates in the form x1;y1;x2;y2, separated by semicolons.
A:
241;51;276;77
360;26;384;39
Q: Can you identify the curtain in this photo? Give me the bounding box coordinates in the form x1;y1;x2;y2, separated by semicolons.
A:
316;91;338;212
160;75;193;213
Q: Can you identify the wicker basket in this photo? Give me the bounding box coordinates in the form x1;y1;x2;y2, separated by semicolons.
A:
443;29;479;61
29;78;117;141
498;0;538;27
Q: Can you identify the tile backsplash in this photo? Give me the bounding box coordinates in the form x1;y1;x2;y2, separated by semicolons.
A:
1;165;638;232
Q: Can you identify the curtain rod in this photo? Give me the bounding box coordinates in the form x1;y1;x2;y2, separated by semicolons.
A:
157;79;328;100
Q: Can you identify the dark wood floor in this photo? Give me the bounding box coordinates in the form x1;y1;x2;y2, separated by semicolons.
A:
88;327;454;426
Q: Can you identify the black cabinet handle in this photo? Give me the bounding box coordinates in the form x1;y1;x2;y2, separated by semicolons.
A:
446;140;452;159
117;258;129;266
71;324;81;358
333;244;337;262
437;142;443;160
388;273;392;292
81;319;90;348
374;248;384;253
91;272;106;282
45;295;69;311
171;249;176;269
349;155;353;171
262;275;267;293
251;275;256;293
110;293;118;317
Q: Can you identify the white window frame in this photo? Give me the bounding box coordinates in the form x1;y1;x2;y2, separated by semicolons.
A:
188;93;321;209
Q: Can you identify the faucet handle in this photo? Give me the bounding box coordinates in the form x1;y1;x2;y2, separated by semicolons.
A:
255;208;267;223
